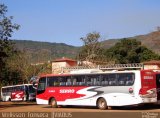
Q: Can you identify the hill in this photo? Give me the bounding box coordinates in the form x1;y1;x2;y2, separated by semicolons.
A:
12;31;160;63
133;30;160;54
13;40;79;63
102;30;160;54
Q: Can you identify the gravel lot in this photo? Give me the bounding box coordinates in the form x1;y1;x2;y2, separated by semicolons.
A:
0;102;160;118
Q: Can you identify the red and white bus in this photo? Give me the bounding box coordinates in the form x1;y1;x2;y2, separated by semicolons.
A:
36;68;158;109
1;84;36;102
154;70;160;104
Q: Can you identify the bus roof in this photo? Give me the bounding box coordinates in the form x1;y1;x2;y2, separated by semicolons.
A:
1;84;32;88
39;70;143;78
39;73;71;78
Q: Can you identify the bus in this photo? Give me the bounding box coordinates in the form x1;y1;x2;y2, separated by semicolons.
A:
36;68;158;109
1;84;36;102
154;70;160;104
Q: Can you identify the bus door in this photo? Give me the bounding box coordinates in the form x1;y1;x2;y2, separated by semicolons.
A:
28;85;36;101
140;70;156;98
156;74;160;101
37;77;47;100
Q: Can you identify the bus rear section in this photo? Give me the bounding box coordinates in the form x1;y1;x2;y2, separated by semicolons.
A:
11;90;25;101
1;87;11;101
139;70;157;103
11;85;36;101
154;71;160;104
1;84;36;102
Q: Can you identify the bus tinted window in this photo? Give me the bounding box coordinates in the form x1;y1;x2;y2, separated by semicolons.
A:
38;77;46;91
47;77;58;87
59;77;67;86
101;73;134;86
72;75;86;86
47;76;72;87
16;86;24;91
101;74;109;86
65;77;72;86
117;73;135;86
2;88;6;93
45;73;135;87
86;75;101;86
108;74;117;86
101;74;117;86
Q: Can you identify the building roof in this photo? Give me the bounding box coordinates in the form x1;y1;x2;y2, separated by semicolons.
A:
52;57;77;62
143;60;160;65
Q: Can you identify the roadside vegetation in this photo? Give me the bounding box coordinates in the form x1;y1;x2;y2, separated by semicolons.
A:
0;4;51;87
78;32;160;64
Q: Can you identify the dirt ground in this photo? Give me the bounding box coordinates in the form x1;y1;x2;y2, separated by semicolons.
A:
0;102;160;118
0;101;160;112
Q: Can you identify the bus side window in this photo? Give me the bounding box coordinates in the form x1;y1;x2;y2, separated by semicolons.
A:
86;76;92;86
47;77;60;87
12;87;15;92
72;78;77;86
117;74;126;86
54;78;60;86
125;74;134;86
47;77;54;87
108;74;117;86
101;75;108;86
86;75;99;86
59;77;66;86
2;88;6;95
92;75;101;86
18;86;21;91
95;75;101;86
22;86;24;91
66;77;72;86
10;87;12;92
126;78;134;86
72;75;86;86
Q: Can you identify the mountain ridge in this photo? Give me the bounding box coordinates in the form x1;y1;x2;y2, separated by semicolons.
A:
13;31;160;63
13;40;80;63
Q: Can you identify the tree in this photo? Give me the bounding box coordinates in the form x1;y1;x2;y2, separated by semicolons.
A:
6;50;52;85
105;38;160;64
78;32;106;64
5;51;30;84
0;4;19;85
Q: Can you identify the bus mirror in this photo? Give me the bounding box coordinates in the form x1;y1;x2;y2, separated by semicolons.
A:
30;76;38;89
32;81;37;89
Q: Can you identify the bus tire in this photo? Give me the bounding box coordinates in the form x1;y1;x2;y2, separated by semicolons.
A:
22;97;25;102
97;98;107;110
50;98;57;108
9;98;11;101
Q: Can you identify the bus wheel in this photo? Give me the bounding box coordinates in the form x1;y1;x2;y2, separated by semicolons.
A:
50;98;57;108
9;98;11;101
22;97;25;101
97;98;107;110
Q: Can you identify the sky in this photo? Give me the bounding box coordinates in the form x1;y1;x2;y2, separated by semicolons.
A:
1;0;160;46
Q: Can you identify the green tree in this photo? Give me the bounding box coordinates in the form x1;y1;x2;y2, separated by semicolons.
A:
6;51;30;84
78;32;106;64
105;38;160;64
6;51;52;85
0;4;19;85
